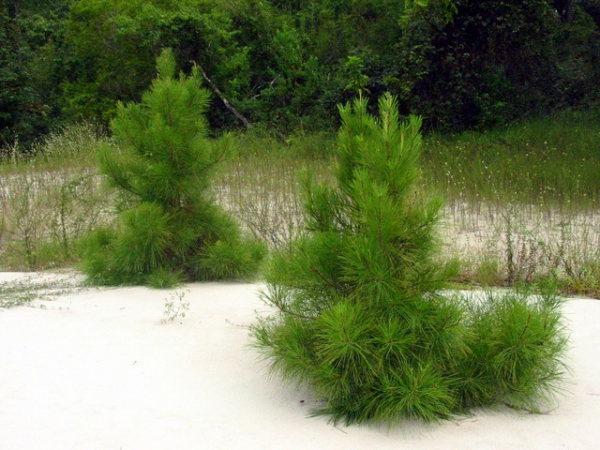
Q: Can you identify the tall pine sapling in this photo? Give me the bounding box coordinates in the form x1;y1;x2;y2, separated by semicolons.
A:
253;93;568;425
80;49;264;286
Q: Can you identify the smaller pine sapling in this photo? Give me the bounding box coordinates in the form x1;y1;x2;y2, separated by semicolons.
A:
79;49;264;286
253;93;568;426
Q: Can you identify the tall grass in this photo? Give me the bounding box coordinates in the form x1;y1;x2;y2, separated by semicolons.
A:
0;123;112;270
422;110;600;294
1;112;598;296
423;109;599;211
214;131;335;249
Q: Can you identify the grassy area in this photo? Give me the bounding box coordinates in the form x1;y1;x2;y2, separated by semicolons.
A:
1;111;598;297
0;123;113;270
421;110;600;296
214;130;335;249
423;109;599;210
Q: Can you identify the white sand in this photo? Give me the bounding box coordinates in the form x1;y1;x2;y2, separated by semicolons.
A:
1;273;599;450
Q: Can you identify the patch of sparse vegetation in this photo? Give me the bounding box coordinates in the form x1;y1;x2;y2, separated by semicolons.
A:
0;274;88;309
0;123;111;271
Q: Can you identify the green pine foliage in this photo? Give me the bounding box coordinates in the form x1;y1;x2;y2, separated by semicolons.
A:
79;49;265;286
252;93;568;425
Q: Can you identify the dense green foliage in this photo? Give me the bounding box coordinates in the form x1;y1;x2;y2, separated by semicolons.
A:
0;0;70;149
79;50;264;286
2;0;599;149
253;95;568;424
395;0;600;129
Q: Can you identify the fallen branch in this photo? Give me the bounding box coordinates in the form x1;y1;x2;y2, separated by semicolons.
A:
196;64;252;130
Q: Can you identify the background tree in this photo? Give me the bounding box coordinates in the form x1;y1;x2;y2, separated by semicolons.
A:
253;93;568;424
0;0;68;150
390;0;600;130
57;0;255;129
2;0;599;150
80;49;265;286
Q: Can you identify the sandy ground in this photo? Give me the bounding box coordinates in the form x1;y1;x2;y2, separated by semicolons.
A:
1;273;599;450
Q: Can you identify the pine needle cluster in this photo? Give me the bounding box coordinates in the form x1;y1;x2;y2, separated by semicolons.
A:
252;93;568;425
79;49;264;286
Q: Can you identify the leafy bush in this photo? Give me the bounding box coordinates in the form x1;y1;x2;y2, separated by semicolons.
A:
253;93;568;425
79;49;265;286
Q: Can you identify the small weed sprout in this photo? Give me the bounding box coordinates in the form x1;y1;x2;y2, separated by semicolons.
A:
162;290;190;323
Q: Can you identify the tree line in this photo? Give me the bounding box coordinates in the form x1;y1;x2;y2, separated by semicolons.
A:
2;0;599;151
